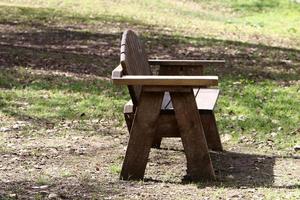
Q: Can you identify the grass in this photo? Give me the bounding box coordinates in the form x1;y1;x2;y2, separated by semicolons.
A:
109;164;121;175
0;67;298;149
35;175;52;186
0;67;128;122
217;77;300;150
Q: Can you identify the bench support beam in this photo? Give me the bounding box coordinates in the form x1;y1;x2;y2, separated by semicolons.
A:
200;111;223;151
170;90;215;180
120;90;164;180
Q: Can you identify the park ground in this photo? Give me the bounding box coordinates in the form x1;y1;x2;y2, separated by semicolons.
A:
0;0;299;199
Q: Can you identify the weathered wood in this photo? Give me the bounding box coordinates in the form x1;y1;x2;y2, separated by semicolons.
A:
125;111;223;151
120;90;164;180
152;136;162;148
170;90;215;180
159;65;204;76
112;64;123;78
200;111;223;151
163;89;219;111
112;75;218;86
123;100;134;114
124;113;134;133
120;30;152;105
143;86;191;93
149;59;225;66
123;89;220;113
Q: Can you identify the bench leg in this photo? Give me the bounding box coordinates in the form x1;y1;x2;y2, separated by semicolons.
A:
170;91;215;181
200;110;223;151
125;112;162;149
124;113;134;133
120;91;164;180
152;136;162;148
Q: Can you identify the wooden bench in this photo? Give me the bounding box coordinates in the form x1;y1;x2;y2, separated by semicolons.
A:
112;30;224;181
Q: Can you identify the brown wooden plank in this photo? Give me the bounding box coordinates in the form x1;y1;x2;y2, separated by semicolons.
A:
170;90;215;180
163;90;200;110
112;75;218;86
161;89;219;110
125;111;223;151
152;136;162;148
124;113;134;133
143;86;191;92
120;90;164;180
124;89;219;114
112;64;123;78
120;30;152;105
149;59;225;66
200;111;223;151
158;65;204;76
123;100;134;114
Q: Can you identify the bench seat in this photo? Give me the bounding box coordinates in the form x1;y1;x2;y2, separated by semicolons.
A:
124;88;219;114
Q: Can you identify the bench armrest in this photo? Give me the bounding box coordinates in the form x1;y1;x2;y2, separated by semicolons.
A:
148;59;225;66
112;75;218;86
111;64;218;86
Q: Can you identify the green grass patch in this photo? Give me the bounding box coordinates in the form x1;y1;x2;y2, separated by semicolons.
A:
109;163;121;175
35;174;52;186
217;77;300;150
0;68;128;123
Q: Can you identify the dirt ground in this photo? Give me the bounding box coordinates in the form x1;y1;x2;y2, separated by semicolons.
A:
0;116;299;199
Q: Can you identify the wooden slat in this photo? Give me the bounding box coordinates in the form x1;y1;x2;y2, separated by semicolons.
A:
159;65;204;76
120;90;164;180
170;91;215;180
125;111;223;151
120;30;152;104
164;89;219;110
112;64;123;78
112;75;218;86
123;89;219;113
200;111;223;151
149;59;225;66
124;100;134;114
143;86;191;92
195;89;219;110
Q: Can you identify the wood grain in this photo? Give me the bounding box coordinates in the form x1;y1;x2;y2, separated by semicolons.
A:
170;90;215;180
120;90;164;180
123;89;219;113
120;30;152;104
112;75;218;86
200;111;223;151
111;64;123;78
149;59;225;66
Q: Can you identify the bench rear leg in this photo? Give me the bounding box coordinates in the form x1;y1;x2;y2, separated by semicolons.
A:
200;110;223;151
152;136;162;148
120;91;164;180
125;112;162;149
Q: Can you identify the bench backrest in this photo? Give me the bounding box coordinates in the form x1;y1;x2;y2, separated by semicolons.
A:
120;30;152;105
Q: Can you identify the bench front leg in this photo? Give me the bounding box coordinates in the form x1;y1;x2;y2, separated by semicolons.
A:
120;89;164;180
